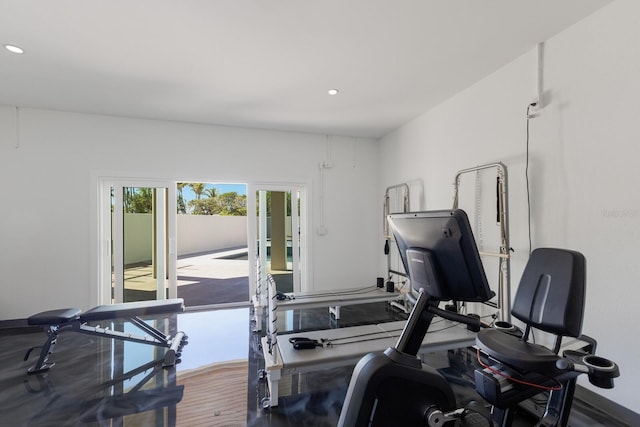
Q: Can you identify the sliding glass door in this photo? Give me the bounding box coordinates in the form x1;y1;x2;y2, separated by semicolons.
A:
252;185;306;296
100;179;177;304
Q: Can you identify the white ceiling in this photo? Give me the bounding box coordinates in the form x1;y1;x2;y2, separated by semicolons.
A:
0;0;612;139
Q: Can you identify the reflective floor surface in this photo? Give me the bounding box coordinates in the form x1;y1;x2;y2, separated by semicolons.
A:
0;308;250;426
0;302;630;426
248;304;629;427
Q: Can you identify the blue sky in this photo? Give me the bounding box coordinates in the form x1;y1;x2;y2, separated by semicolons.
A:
181;182;247;203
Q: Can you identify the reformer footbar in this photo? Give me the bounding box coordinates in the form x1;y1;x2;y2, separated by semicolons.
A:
24;298;188;374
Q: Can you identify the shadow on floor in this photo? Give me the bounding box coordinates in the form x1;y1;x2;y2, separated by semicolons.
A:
178;275;249;306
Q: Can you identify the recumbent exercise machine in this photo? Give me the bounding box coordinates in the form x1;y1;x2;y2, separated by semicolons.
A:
338;210;619;427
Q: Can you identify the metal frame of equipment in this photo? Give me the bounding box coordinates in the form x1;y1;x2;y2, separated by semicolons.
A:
452;162;511;321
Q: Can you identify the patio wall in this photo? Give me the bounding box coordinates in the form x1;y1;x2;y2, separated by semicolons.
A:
177;214;248;256
124;214;248;264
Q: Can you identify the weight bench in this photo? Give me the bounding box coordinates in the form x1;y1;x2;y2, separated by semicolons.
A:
25;298;187;374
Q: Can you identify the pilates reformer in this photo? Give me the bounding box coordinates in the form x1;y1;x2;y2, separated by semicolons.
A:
259;273;478;408
272;285;401;318
24;298;188;374
261;319;479;409
252;264;402;331
338;210;619;427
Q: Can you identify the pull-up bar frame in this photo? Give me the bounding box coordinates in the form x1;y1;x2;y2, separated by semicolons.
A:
453;162;511;322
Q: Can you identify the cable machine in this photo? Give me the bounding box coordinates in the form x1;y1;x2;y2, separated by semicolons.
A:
452;162;511;321
383;183;411;312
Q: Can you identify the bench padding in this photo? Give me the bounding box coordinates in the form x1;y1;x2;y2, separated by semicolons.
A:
28;308;83;326
28;299;184;326
81;299;185;322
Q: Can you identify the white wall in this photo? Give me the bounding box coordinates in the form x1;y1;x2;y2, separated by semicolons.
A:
0;108;379;318
124;213;153;264
177;215;247;256
121;214;249;264
379;0;639;412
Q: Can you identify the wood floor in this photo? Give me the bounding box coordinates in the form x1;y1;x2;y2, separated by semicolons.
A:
177;360;248;427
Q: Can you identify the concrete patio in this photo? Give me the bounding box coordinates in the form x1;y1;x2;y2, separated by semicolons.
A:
122;247;251;306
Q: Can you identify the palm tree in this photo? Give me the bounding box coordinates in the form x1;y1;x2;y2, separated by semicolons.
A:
204;187;218;199
177;182;187;198
177;183;188;214
190;183;206;200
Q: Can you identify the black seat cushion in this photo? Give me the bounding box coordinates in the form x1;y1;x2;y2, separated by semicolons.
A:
476;329;561;375
28;308;82;326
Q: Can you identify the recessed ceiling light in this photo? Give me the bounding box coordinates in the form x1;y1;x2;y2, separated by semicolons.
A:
4;44;24;54
328;89;339;95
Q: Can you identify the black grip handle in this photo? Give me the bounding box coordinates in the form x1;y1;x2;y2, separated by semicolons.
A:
427;305;481;330
293;340;319;350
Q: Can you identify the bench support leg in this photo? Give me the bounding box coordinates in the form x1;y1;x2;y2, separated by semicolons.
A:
26;318;187;374
27;326;58;374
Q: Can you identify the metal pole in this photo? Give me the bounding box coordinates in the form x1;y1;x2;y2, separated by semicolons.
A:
452;163;511;321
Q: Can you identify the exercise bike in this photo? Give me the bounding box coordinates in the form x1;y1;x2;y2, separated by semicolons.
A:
338;210;619;427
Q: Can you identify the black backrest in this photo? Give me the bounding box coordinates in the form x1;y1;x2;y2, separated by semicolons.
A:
511;248;586;338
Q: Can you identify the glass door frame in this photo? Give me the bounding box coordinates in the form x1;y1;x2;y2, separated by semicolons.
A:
96;177;177;305
247;183;308;299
